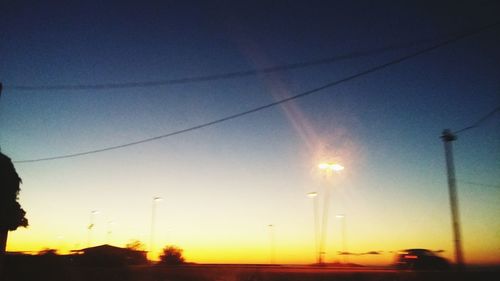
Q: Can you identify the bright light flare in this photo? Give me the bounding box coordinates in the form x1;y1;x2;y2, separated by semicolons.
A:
318;163;329;170
318;162;344;172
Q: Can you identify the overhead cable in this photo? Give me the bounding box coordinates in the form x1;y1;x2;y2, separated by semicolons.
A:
2;36;467;91
13;21;500;163
454;105;500;134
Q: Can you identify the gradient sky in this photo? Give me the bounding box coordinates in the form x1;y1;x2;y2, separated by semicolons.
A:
1;1;499;265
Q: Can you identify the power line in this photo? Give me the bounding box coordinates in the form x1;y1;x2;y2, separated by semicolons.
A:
1;36;467;92
454;105;500;134
13;21;500;163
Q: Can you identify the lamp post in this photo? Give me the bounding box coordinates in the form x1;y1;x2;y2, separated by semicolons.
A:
150;196;162;260
87;210;99;247
268;224;276;264
336;214;347;264
318;162;344;265
106;220;116;245
307;192;320;264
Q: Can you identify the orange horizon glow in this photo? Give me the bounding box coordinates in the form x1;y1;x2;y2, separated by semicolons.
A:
7;225;500;266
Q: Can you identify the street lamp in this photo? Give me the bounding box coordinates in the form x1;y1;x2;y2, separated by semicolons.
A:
307;192;320;264
150;196;163;260
268;224;276;264
87;210;99;247
106;220;116;245
336;214;347;264
318;162;344;265
319;163;344;172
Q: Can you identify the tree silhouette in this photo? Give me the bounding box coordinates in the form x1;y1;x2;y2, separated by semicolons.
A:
0;152;28;275
159;245;185;265
125;239;145;251
38;248;58;256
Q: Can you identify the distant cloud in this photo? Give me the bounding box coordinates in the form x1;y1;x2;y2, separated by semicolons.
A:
337;251;382;256
363;251;381;255
338;251;355;256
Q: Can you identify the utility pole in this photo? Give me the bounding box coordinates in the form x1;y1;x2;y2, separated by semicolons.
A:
441;129;465;270
0;82;3;152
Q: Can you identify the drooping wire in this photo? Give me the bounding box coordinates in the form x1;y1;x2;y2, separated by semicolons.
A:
1;36;472;91
13;21;500;163
454;106;500;134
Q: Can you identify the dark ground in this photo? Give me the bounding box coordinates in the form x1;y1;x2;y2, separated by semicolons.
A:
3;261;500;281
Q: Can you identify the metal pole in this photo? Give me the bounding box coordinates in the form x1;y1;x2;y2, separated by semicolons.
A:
319;174;331;265
150;198;157;259
307;192;320;264
87;211;97;247
0;82;3;152
150;196;162;260
313;195;320;264
268;224;275;264
341;215;347;264
336;214;347;264
441;129;465;270
106;221;114;245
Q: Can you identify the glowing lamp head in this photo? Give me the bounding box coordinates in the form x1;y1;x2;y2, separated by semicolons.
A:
153;196;163;202
318;162;344;172
307;192;318;198
332;164;344;172
318;163;329;170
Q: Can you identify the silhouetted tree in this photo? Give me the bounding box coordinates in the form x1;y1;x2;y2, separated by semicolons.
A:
38;248;58;256
0;152;28;276
125;239;145;251
159;245;185;265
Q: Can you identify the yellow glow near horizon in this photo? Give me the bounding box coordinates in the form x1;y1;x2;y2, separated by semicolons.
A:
4;131;499;266
7;221;500;265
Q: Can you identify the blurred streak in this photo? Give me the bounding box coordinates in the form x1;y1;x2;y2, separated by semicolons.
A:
87;210;99;247
150;196;163;260
236;37;321;154
336;214;348;263
307;192;320;264
267;224;276;264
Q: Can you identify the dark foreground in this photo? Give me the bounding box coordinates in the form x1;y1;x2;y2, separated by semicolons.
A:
4;263;500;281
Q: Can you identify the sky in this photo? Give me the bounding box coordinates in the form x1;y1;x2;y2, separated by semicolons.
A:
1;0;499;265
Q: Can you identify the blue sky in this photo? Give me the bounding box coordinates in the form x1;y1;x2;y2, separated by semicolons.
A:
1;1;499;264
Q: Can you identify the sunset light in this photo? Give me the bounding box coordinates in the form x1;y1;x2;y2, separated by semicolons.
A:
1;1;499;281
